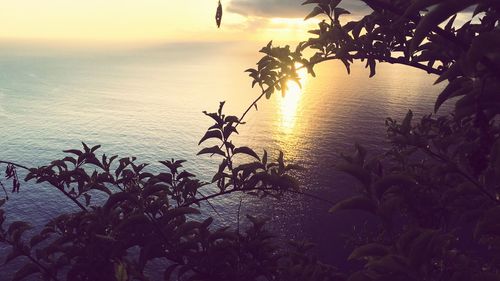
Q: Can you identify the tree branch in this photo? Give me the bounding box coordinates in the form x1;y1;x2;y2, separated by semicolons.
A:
366;0;500;76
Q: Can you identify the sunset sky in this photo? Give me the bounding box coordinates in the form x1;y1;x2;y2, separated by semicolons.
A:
0;0;368;46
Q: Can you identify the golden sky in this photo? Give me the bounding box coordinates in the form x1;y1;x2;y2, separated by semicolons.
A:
0;0;319;45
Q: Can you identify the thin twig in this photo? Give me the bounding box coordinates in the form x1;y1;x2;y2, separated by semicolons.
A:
183;186;335;208
58;187;88;212
423;147;499;204
197;190;221;218
236;196;243;235
1;237;61;281
0;160;88;211
0;161;30;171
0;180;8;199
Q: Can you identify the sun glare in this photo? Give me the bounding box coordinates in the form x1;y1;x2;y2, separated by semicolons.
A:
278;65;308;133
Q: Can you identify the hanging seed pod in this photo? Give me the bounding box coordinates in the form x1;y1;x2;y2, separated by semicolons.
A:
215;0;223;28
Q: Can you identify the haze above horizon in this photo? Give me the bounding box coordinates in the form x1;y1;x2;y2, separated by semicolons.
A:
0;0;324;47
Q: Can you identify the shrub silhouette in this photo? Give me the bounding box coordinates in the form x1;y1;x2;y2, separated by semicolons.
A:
1;0;500;280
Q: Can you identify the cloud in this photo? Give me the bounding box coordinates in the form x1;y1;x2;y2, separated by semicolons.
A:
228;0;307;18
227;0;371;18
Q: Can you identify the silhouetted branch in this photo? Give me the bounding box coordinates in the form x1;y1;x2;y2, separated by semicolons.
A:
0;160;89;211
183;186;335;208
422;146;499;204
0;160;30;171
1;236;61;281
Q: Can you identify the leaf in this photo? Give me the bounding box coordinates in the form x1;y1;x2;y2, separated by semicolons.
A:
367;255;409;275
83;193;91;206
4;248;22;264
434;62;461;85
336;163;371;187
492;140;500;176
473;273;500;281
30;234;49;247
115;214;150;233
8;221;31;241
12;263;40;281
367;58;376;77
329;196;377;213
373;174;416;199
164;264;179;281
82;142;90;153
403;0;442;18
334;7;350;21
233;147;260;160
400;110;413;134
352;19;365;39
90;144;101;153
474;206;500;240
347;272;372;281
444;14;457;31
197;146;226;157
434;77;471;112
411;0;477;52
348;243;390;260
408;230;436;267
215;0;223;28
354;143;367;165
397;229;422;255
305;6;324;20
114;262;128;281
302;0;322;5
162;207;201;223
63;149;82;156
223;125;238;139
103;192;135;211
465;31;500;72
198;130;222;145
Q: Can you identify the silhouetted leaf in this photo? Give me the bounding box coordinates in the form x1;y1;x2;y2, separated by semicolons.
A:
373;174;416;199
305;7;324;20
336;163;371;187
334;7;350;21
114;262;128;281
473;272;500;281
411;0;476;52
348;243;389;260
12;263;39;281
329;196;377;213
434;77;471;112
233;147;260;160
215;0;223;28
347;271;372;281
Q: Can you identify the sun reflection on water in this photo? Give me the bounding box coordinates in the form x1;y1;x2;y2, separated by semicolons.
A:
278;66;308;133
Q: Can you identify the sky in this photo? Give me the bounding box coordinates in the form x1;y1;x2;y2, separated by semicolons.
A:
0;0;369;47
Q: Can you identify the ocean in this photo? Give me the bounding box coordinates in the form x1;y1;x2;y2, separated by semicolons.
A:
0;41;444;273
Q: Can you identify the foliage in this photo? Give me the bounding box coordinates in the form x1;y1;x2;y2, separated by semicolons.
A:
0;109;328;280
1;0;500;280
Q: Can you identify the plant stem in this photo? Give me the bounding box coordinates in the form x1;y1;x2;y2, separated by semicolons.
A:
0;161;30;171
0;160;88;211
183;186;335;208
423;147;499;204
1;237;61;281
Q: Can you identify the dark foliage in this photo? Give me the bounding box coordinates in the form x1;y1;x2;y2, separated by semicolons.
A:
1;0;500;280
